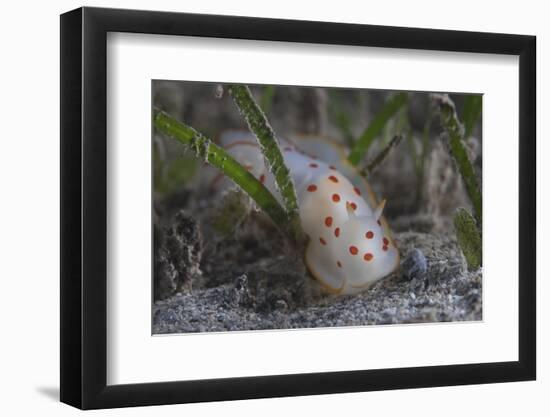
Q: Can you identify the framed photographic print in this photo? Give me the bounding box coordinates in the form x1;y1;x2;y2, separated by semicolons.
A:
60;6;536;409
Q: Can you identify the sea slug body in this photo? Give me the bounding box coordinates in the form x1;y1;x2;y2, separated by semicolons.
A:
217;131;400;295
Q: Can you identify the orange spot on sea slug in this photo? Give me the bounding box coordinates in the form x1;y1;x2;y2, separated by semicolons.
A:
325;216;333;227
366;231;374;239
349;246;358;255
332;194;341;203
307;185;317;192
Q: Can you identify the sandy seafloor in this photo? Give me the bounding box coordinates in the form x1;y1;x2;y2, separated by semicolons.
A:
152;207;482;334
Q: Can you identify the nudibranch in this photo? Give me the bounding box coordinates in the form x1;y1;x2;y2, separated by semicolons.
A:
215;131;400;295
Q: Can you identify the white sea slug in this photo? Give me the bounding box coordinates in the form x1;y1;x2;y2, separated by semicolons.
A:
216;131;400;295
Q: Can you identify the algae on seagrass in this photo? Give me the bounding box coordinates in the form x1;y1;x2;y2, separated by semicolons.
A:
227;84;305;244
433;93;482;269
433;94;482;227
454;207;482;270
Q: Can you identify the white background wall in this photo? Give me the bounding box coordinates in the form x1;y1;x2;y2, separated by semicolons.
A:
0;0;546;415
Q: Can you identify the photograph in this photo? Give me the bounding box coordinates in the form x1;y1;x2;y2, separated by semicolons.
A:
52;2;541;411
151;81;483;334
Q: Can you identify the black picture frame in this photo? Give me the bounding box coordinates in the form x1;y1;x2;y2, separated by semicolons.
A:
60;6;536;410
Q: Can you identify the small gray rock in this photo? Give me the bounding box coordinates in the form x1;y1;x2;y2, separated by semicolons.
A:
401;249;428;280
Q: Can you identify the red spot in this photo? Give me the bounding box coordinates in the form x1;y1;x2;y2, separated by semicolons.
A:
334;227;340;237
337;261;342;268
325;216;333;227
328;175;339;183
332;194;341;203
364;253;374;261
307;185;317;192
353;187;361;196
377;220;382;226
383;237;389;245
366;231;374;239
383;245;389;251
259;174;265;184
348;202;357;211
309;163;318;168
349;246;358;255
319;237;327;245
